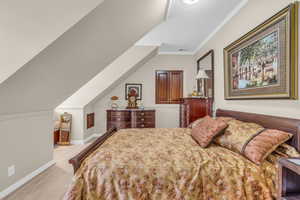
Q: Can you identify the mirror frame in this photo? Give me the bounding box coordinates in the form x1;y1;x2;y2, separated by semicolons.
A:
197;49;215;102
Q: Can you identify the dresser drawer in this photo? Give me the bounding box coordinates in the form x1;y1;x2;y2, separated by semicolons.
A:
134;122;155;128
107;109;156;131
135;115;154;122
109;115;131;121
133;111;155;117
107;111;131;121
132;111;155;125
108;122;131;130
109;111;131;117
179;98;212;128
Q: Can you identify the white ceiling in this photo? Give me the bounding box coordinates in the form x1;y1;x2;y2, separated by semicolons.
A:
137;0;247;54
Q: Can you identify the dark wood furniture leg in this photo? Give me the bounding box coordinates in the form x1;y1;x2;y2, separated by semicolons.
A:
69;127;117;173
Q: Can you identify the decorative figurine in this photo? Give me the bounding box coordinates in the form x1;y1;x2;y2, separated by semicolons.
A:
126;88;138;109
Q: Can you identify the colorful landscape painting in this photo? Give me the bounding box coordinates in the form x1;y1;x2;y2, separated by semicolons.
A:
231;31;279;90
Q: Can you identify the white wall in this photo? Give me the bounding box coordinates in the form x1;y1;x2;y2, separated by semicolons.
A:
92;54;196;134
195;0;300;119
0;112;53;192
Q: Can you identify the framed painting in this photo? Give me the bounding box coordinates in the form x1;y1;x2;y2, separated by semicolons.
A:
224;3;298;100
125;83;142;100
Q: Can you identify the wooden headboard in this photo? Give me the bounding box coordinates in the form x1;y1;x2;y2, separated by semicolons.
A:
216;109;300;151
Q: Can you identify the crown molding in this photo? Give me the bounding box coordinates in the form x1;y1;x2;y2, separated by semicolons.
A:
158;51;194;55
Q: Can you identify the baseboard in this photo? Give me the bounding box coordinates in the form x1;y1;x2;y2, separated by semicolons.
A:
70;139;85;145
93;133;102;137
84;133;99;143
0;160;55;199
70;133;102;145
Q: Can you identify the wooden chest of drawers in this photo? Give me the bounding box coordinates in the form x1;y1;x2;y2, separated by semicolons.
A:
107;109;155;131
180;98;213;128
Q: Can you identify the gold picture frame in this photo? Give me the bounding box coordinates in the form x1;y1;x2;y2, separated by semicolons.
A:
224;3;298;100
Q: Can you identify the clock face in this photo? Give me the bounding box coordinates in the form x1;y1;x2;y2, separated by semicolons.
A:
129;96;136;102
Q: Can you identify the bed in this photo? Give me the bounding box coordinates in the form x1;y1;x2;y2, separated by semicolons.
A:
64;109;300;200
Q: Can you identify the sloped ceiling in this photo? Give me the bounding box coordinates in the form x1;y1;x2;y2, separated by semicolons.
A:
0;0;105;84
59;45;159;108
0;0;168;115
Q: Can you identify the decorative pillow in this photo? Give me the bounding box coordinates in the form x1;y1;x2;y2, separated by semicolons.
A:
275;143;300;157
188;118;204;129
188;117;234;129
266;144;300;164
191;116;228;148
214;119;265;153
243;129;292;165
214;119;293;164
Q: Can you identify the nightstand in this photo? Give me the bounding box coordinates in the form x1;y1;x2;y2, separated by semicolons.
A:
278;158;300;200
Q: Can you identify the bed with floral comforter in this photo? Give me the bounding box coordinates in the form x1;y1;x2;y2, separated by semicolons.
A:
64;128;287;200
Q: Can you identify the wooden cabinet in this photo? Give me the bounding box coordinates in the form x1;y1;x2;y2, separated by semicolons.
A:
107;109;155;131
278;158;300;200
156;70;183;104
180;98;212;128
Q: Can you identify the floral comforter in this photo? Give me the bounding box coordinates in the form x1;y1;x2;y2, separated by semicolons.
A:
64;128;278;200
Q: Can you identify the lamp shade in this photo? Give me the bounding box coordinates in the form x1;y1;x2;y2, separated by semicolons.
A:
196;69;209;79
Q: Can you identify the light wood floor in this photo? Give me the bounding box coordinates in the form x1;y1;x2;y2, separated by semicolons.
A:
3;143;90;200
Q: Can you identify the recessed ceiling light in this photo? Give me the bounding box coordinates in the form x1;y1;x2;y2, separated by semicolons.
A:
182;0;199;5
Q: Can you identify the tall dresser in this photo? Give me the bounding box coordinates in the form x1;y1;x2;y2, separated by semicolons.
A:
107;109;155;131
180;98;213;128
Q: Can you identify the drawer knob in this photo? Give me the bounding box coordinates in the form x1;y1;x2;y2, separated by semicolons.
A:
141;113;145;116
141;124;145;127
141;118;144;121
